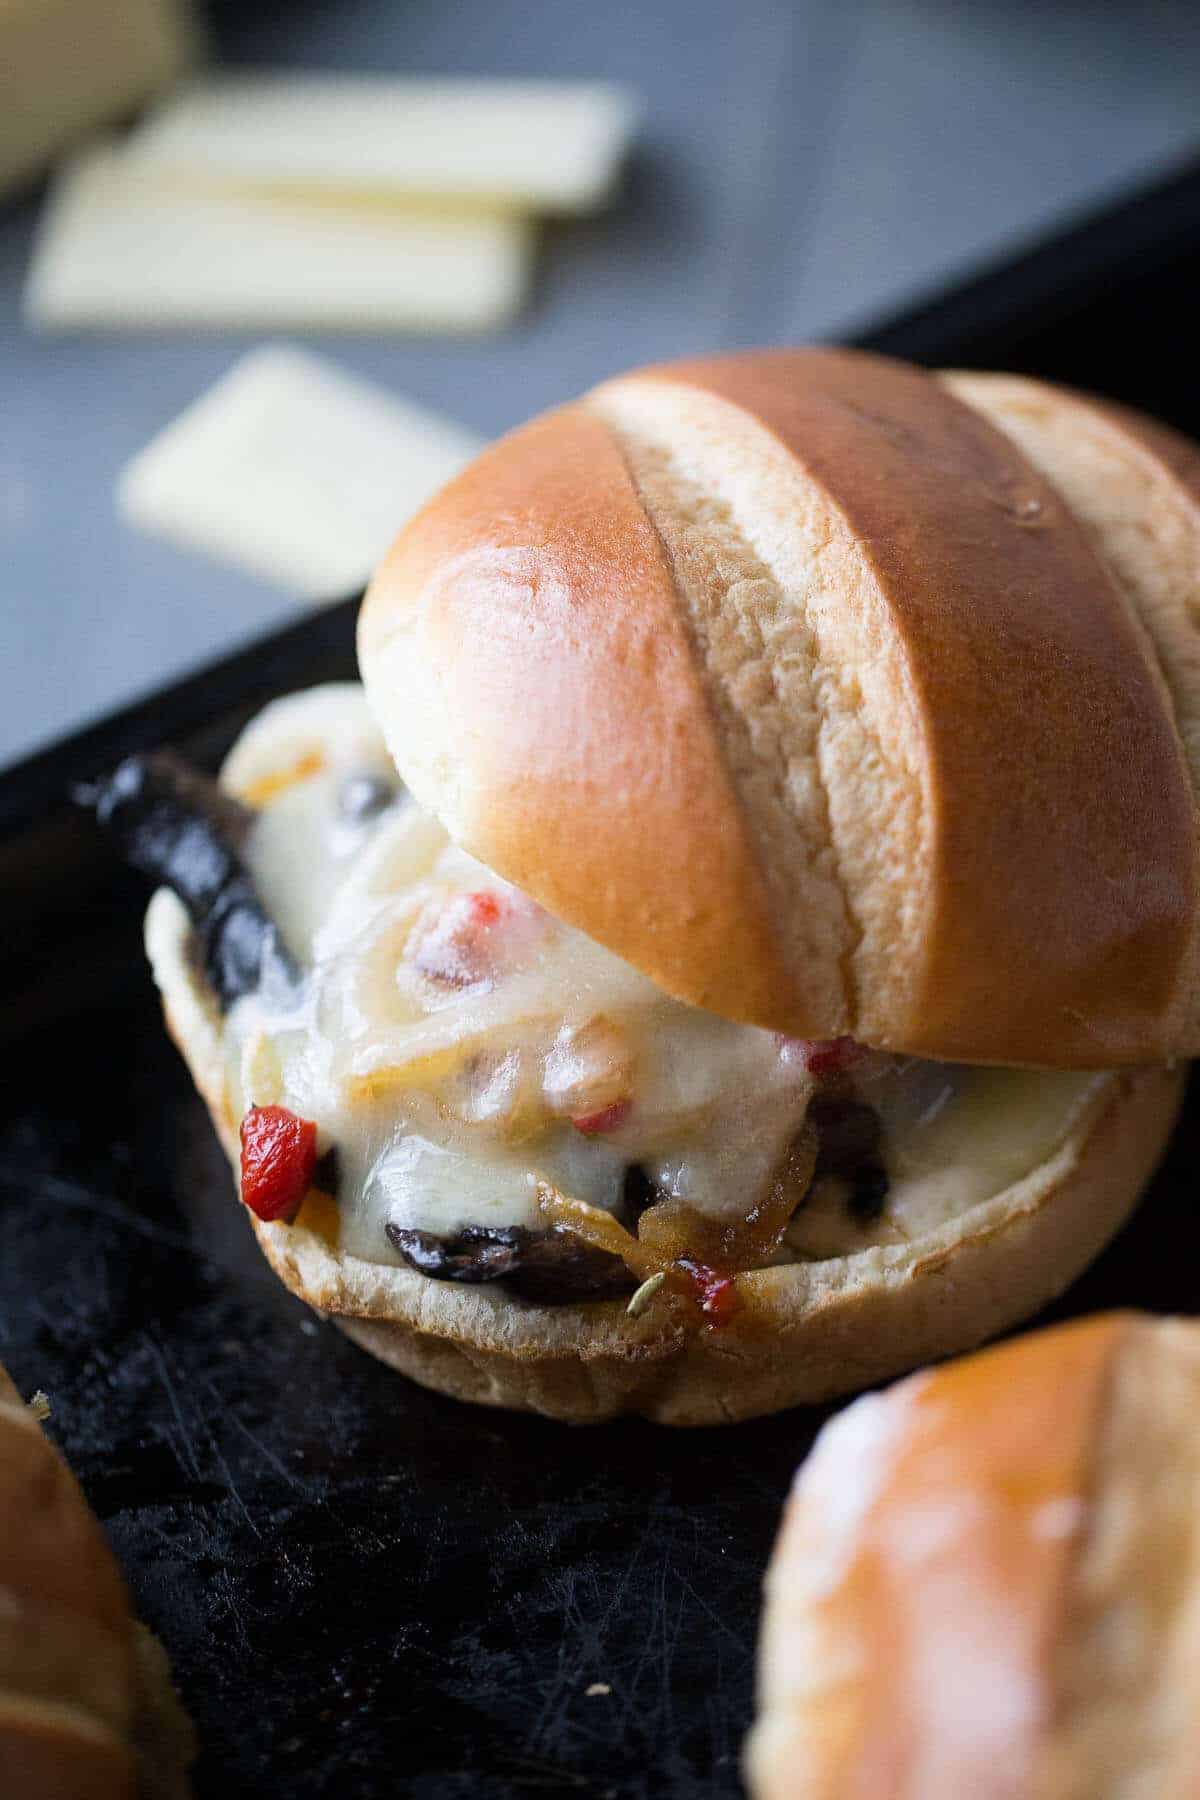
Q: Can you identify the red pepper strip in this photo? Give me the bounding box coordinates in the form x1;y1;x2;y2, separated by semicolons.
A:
411;889;505;987
465;891;502;926
571;1097;632;1137
674;1259;739;1328
799;1036;866;1077
239;1105;318;1223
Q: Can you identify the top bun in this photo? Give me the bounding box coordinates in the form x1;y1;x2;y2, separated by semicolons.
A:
359;348;1198;1067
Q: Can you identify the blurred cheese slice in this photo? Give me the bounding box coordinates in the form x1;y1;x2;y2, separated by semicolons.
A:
124;75;639;213
0;0;198;198
25;142;532;333
117;345;485;598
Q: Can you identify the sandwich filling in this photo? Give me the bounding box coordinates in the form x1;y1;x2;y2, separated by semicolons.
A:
105;686;1107;1313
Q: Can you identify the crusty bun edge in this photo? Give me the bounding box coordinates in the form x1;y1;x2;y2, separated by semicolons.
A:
0;1358;195;1799
130;1627;196;1800
146;887;1183;1425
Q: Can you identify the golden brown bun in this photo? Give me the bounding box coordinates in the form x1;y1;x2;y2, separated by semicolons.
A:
0;1366;194;1799
359;347;1196;1067
744;1311;1200;1800
145;886;1182;1425
942;370;1200;1070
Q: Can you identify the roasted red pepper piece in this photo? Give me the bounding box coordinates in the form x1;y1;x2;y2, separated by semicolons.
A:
239;1105;319;1222
675;1258;739;1328
698;1273;738;1327
778;1035;866;1078
571;1097;632;1137
410;889;508;987
465;891;502;927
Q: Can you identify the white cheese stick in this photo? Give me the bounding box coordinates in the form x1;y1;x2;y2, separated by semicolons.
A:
0;0;199;198
123;75;640;214
24;142;533;334
117;345;485;598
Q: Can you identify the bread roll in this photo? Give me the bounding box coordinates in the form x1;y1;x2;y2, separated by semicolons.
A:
0;1366;194;1798
745;1312;1200;1799
360;348;1196;1067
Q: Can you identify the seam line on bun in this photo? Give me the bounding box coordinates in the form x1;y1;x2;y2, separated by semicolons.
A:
586;385;862;1027
602;414;861;1013
1040;1314;1128;1780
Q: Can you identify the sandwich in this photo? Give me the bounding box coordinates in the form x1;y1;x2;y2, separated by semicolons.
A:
744;1311;1200;1799
90;348;1199;1424
0;1363;194;1798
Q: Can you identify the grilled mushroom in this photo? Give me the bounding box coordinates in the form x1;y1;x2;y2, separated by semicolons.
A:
83;752;298;1009
385;1221;636;1304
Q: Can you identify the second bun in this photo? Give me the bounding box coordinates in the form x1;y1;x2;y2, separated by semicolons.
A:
746;1311;1200;1799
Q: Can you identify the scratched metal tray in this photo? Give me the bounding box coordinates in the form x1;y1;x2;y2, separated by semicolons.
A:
2;157;1200;1799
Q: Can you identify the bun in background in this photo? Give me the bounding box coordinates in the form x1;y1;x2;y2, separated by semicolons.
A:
745;1311;1200;1799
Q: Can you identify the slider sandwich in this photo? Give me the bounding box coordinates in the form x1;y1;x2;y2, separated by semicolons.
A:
92;350;1200;1424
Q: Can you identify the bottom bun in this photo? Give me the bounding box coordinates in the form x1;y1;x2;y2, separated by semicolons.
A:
146;888;1183;1426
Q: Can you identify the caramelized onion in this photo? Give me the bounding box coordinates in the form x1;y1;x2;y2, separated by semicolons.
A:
536;1187;660;1283
537;1122;819;1314
542;1014;633;1119
638;1124;817;1273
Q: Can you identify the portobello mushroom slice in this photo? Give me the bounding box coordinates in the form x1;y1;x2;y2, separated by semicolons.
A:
386;1222;637;1304
82;752;299;1009
808;1093;890;1222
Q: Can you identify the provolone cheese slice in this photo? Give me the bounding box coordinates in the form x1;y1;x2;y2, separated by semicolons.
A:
24;142;533;333
124;75;639;213
117;346;484;598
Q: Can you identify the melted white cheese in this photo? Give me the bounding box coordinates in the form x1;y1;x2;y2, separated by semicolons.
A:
218;685;1101;1272
786;1066;1108;1258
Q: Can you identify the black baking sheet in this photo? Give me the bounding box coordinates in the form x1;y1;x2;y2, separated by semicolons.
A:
3;156;1200;1800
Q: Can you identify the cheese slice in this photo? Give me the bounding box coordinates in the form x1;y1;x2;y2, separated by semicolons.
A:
123;75;639;214
117;345;485;598
24;142;533;334
0;0;198;199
